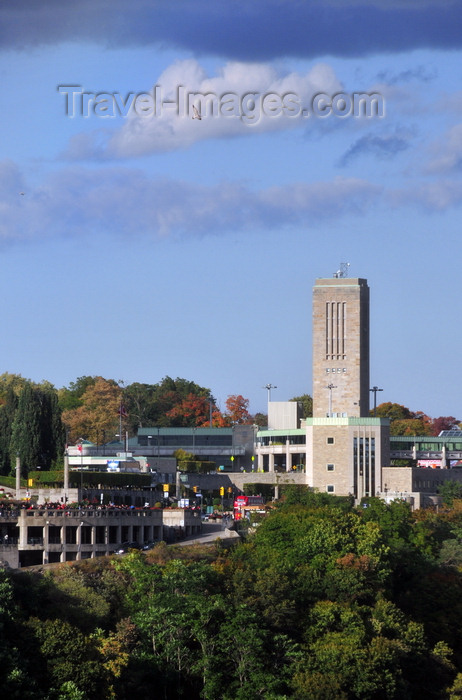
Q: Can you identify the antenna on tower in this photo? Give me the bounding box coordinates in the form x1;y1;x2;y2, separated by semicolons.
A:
333;262;350;279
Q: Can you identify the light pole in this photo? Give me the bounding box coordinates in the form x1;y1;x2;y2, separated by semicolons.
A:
370;386;383;417
209;396;213;427
326;383;337;417
77;439;84;505
263;383;277;403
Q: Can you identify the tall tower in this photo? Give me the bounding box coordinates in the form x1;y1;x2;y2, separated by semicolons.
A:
312;276;370;418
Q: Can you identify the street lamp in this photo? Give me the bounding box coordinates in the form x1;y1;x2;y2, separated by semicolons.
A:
326;383;337;417
370;386;383;417
263;383;277;403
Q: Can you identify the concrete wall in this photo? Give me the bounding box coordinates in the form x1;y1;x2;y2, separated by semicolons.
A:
182;471;307;495
268;402;301;430
162;508;202;541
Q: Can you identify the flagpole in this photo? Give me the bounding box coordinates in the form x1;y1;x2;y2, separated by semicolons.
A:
119;398;123;450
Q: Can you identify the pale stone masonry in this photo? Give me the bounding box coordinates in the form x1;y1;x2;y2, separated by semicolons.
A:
305;417;389;499
312;278;370;418
310;276;389;499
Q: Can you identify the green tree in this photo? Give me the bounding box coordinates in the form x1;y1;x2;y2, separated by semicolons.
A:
58;376;98;412
0;372;30;398
10;383;65;473
251;412;267;427
293;598;431;699
123;381;159;432
27;617;109;699
290;394;313;418
0;388;18;474
439;481;462;508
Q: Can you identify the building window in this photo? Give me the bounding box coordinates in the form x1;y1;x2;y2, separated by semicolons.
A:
327;485;335;493
327;464;334;471
327;437;334;445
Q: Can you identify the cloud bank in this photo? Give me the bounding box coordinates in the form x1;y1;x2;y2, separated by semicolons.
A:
0;160;380;243
3;155;462;247
2;0;462;59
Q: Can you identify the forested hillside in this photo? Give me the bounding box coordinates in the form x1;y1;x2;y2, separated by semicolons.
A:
2;490;462;699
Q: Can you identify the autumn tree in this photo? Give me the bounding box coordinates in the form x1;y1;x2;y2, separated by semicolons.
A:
391;418;431;436
225;395;252;424
123;376;219;430
374;402;413;421
166;394;215;427
430;416;460;436
373;402;431;436
62;378;122;444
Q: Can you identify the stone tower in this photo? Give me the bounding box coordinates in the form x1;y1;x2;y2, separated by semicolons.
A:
312;277;370;418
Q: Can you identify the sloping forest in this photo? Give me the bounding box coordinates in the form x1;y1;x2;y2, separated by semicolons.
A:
2;489;462;699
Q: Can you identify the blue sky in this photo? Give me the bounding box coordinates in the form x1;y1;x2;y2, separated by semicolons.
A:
1;0;462;419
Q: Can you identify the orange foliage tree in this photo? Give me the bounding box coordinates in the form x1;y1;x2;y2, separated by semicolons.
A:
225;394;252;424
166;393;228;427
62;378;122;444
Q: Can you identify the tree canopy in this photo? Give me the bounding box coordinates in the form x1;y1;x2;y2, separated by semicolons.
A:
373;402;460;437
2;493;462;698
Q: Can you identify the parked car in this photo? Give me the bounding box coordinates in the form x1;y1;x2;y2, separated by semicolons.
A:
142;541;158;550
115;541;142;554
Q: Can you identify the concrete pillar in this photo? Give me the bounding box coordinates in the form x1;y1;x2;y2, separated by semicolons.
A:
257;452;263;472
176;470;181;500
441;445;447;469
18;512;27;548
77;521;83;560
43;521;50;564
286;440;291;472
15;455;21;500
268;453;275;473
64;450;69;496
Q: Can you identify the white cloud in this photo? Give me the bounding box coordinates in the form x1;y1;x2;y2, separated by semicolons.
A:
63;60;346;159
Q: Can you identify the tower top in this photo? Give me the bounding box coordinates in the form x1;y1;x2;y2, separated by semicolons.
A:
333;262;350;278
314;277;368;288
